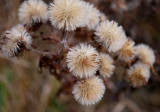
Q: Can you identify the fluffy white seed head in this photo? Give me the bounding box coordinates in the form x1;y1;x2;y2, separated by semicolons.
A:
18;0;48;27
66;43;100;78
0;24;32;57
95;20;127;52
136;44;155;65
126;63;150;87
72;76;106;105
99;53;115;78
117;39;136;62
49;0;89;31
84;2;100;30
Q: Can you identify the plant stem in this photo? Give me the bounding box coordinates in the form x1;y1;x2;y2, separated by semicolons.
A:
61;30;69;49
59;30;69;55
30;48;57;56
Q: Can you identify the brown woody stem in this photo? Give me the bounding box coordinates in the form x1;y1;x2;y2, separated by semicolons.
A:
30;47;57;56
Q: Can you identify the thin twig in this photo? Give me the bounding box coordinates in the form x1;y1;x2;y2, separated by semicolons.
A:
59;30;69;55
120;94;146;112
30;48;57;56
87;40;95;45
61;30;69;49
112;101;126;112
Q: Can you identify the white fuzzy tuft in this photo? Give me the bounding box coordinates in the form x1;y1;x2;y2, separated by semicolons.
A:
0;24;32;57
49;0;89;31
99;53;115;78
136;44;155;65
18;0;48;27
117;39;136;62
95;20;127;52
83;2;100;30
72;76;106;105
66;43;100;78
126;63;150;87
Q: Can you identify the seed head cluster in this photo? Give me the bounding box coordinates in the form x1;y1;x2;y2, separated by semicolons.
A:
0;0;156;106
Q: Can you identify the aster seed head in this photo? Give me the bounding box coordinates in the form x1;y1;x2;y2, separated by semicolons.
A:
0;24;32;58
99;53;115;78
126;63;150;87
18;0;48;27
49;0;89;31
117;38;136;62
66;43;100;78
72;76;106;105
95;20;127;52
136;44;155;66
83;2;100;30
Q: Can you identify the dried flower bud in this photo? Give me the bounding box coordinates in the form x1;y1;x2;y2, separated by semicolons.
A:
136;44;155;65
126;63;150;87
18;0;48;27
49;0;89;31
95;20;127;52
99;53;115;78
72;76;106;105
66;43;100;78
117;39;136;62
0;24;32;58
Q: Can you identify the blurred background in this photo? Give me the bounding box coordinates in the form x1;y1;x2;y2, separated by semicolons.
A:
0;0;160;112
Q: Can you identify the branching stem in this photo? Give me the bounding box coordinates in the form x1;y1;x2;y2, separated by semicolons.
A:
30;47;57;56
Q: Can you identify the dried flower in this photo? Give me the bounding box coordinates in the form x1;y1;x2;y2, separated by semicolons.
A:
49;0;88;31
0;24;32;57
72;76;106;105
99;53;115;78
126;63;150;87
136;44;155;65
84;2;100;30
117;39;136;62
95;20;127;52
18;0;48;27
66;43;100;78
